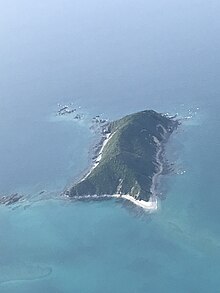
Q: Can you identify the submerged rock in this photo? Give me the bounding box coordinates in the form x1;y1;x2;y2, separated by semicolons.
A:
0;193;23;206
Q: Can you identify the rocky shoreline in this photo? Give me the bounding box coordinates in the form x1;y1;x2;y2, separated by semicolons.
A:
0;193;24;206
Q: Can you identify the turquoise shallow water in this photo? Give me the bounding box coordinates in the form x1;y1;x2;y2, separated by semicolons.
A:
1;0;220;291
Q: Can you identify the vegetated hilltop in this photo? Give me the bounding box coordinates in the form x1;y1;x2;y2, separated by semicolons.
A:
69;110;178;201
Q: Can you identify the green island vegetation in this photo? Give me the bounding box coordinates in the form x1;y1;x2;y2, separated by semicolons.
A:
68;110;178;201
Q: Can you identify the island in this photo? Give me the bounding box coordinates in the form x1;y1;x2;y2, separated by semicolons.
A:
64;110;179;210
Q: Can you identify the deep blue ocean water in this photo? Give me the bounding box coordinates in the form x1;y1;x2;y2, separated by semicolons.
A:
0;0;220;292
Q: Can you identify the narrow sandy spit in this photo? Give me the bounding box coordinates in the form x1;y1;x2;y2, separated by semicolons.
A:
68;193;157;211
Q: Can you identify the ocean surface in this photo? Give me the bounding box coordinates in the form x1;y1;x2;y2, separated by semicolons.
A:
0;0;220;292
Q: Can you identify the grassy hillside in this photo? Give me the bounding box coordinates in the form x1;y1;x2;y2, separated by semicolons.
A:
69;110;178;201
